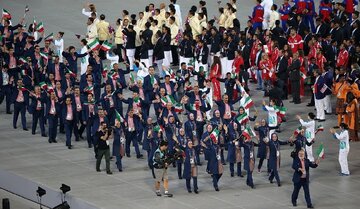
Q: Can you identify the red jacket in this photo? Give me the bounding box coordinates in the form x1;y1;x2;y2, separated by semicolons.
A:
288;34;304;53
295;0;307;14
337;49;349;68
252;4;264;23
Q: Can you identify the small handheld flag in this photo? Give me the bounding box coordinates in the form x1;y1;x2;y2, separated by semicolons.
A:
316;143;325;159
2;9;11;19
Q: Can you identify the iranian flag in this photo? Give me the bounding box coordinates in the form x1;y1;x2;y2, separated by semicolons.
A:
2;9;11;19
161;95;177;106
19;57;27;64
85;86;94;93
115;110;126;123
40;51;48;60
316;143;325;159
210;128;220;144
300;71;307;80
154;124;164;133
36;22;44;32
274;106;287;117
130;73;135;84
236;112;249;124
315;125;324;134
18;86;27;92
188;103;198;111
242;127;256;140
108;71;119;80
39;82;48;90
133;97;141;107
174;104;183;113
165;68;175;80
44;33;54;42
293;126;302;135
87;39;100;51
47;85;54;93
187;58;195;71
25;5;30;13
240;93;254;109
102;65;109;78
66;68;76;77
100;41;112;51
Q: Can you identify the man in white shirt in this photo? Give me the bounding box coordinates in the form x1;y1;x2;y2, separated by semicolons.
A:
261;0;274;30
86;17;98;43
170;0;182;30
268;4;280;30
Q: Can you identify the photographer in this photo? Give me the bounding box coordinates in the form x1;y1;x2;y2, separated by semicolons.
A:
153;140;173;197
95;122;112;174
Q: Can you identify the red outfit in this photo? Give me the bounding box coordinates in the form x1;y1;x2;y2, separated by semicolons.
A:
210;63;222;101
337;49;349;68
288;34;304;53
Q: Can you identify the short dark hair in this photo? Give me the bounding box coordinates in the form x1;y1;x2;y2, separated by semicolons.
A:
100;14;105;20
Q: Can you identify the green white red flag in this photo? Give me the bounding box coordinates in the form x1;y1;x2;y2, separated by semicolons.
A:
236;112;249;124
316;143;325;159
100;40;112;51
39;82;48;90
2;9;11;19
210;128;220;144
44;33;54;42
87;38;100;51
240;93;254;109
36;22;44;32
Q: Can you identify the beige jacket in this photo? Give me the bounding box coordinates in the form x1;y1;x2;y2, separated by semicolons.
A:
96;20;110;41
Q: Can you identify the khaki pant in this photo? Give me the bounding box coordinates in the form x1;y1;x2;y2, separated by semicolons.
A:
96;148;111;172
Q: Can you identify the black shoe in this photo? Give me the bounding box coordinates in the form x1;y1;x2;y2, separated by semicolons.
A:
106;171;113;175
75;138;80;141
137;154;144;159
231;173;234;177
277;183;281;187
6;111;12;114
294;102;301;104
68;145;72;149
118;169;123;172
194;190;199;194
306;103;314;107
48;139;52;143
215;187;219;191
197;163;202;166
164;193;173;197
222;162;227;165
79;135;84;139
96;169;101;172
41;134;48;137
333;126;339;129
307;204;314;208
325;113;332;115
13;126;17;129
318;119;325;122
239;174;244;178
188;190;192;193
32;132;35;135
292;202;297;207
250;184;255;189
52;139;57;143
275;129;281;133
289;101;294;103
314;118;320;121
179;177;183;179
270;180;273;184
126;154;131;158
88;144;93;148
156;191;162;196
23;128;28;131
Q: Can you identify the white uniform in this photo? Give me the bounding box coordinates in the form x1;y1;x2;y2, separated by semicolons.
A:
299;119;315;162
54;38;64;62
264;105;278;137
80;46;89;75
260;0;273;30
334;130;350;175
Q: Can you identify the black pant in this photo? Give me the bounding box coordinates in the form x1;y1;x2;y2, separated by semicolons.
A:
170;45;179;65
292;178;312;206
116;44;124;62
98;41;106;60
280;79;288;99
291;80;301;103
186;177;198;191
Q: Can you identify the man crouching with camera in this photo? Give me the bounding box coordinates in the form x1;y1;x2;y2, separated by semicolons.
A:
153;140;173;197
95;122;112;174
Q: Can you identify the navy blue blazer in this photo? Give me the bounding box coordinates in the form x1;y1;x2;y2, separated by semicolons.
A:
61;103;77;123
11;88;29;105
314;76;326;100
47;62;66;80
45;99;61;116
292;157;318;183
28;92;47;114
62;51;88;74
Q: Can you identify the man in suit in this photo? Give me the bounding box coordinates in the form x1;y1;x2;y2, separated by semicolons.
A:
289;52;301;104
275;50;289;99
153;31;165;76
62;96;76;149
0;64;13;114
123;25;136;70
12;79;29;131
315;17;329;38
291;149;319;208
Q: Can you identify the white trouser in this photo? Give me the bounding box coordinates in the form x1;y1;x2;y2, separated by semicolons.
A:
206;88;213;119
155;59;164;77
226;59;234;74
221;57;228;78
315;97;325;120
306;144;314;162
163;50;171;67
339;149;350;175
207;45;212;66
148;49;153;66
179;56;190;67
126;49;135;70
324;95;332;113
